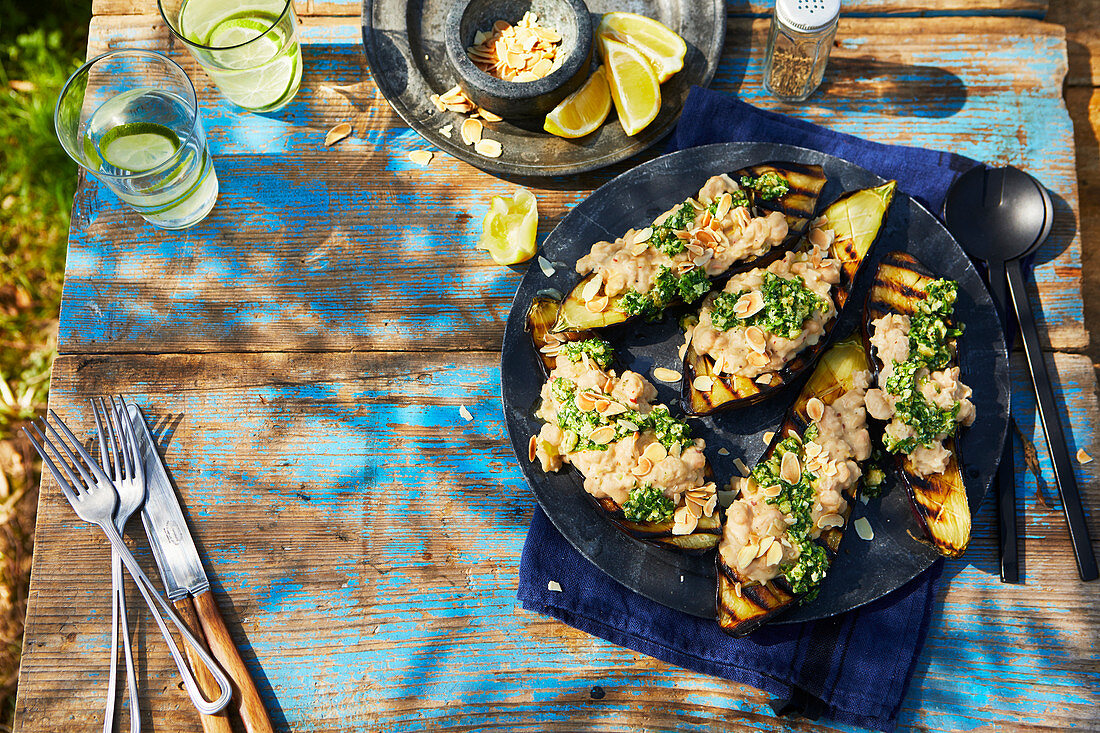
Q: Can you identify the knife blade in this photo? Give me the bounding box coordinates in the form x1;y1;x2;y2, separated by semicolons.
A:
130;404;275;733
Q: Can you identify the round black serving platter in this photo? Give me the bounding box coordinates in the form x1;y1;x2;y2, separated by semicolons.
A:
361;0;725;177
500;142;1010;622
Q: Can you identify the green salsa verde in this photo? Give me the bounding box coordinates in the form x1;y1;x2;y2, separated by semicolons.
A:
710;272;828;338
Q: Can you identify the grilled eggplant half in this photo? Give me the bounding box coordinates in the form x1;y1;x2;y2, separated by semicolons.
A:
862;251;971;558
716;336;872;636
684;181;897;415
553;162;828;333
526;297;721;553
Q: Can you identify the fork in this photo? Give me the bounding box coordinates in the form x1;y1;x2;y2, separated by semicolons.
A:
93;397;143;733
23;408;232;716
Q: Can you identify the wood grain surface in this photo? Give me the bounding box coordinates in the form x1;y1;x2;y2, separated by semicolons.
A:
15;351;1100;732
15;1;1100;732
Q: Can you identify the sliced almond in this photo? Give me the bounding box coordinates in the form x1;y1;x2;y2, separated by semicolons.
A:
715;192;733;220
630;240;650;256
717;447;730;456
672;505;699;535
694;229;717;245
460;118;484;145
755;373;774;386
761;483;782;498
763;431;775;445
742;291;765;317
580;276;603;302
756;536;775;558
474;138;503;158
584;295;608;313
634;226;654;244
808;227;835;248
734;206;752;229
477;107;503;122
593;398;611;414
1077;449;1093;464
618;420;640;433
643;442;668;464
745;326;767;354
589;426;616;445
408;150;433;166
748;351;769;368
804;441;822;459
732;293;754;317
692;375;714;392
807;397;825;422
817;513;844;530
439;124;453;138
601;402;628;417
736;543;758;570
538;256;555;277
429;94;446;112
685;243;704;256
528;435;538;462
575;393;596;412
692;251;713;268
669;441;682;458
734;581;743;598
324;122;352;146
780;451;801;484
853;517;874;540
765;541;783;566
631;457;653;477
652;367;682;383
547;580;562;592
733;457;750;477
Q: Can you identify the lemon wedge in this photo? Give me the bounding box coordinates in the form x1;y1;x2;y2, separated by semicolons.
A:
544;69;611;138
478;189;539;265
600;37;661;137
597;12;685;83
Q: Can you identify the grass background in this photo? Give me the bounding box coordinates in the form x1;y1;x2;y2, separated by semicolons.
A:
0;0;89;727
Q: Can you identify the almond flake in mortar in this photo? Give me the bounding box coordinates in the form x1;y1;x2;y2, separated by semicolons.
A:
652;367;682;383
853;517;874;541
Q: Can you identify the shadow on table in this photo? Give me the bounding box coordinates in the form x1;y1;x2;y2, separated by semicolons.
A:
811;57;968;120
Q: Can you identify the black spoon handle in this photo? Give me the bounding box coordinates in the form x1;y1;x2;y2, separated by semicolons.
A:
986;259;1018;583
1006;260;1099;581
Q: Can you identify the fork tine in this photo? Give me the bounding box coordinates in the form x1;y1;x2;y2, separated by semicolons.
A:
23;422;83;503
109;397;132;478
45;409;111;487
114;396;141;479
100;396;124;480
91;398;112;479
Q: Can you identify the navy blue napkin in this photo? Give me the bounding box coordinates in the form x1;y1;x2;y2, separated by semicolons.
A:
518;88;978;732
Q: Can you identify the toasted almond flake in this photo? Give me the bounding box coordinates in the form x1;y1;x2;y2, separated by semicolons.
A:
643;443;668;464
765;541;783;566
677;343;689;360
589;426;616;445
734;581;742;598
717;447;730;456
539;343;560;355
685;243;704;256
538;256;555;277
629;241;650;256
475;138;503;158
733;458;750;477
593;398;611;414
756;536;775;558
631;457;654;477
460;118;484;145
430;94;446;111
561;430;578;453
653;210;672;227
736;544;758;570
653;367;682;383
575;393;596;412
762;483;782;498
477;107;503;122
743;291;765;317
528;435;538;462
1077;449;1093;464
459;405;473;421
780;451;801;484
408;150;433;166
854;517;874;541
618;420;639;433
581;276;603;302
693;251;713;268
547;580;562;592
694;229;717;245
634;226;654;243
672;505;699;535
763;431;775;445
716;192;733;220
807;397;825;422
692;375;714;392
755;373;773;386
748;351;769;368
745;326;767;354
700;210;712;228
669;441;682;458
804;441;822;459
808;227;835;248
817;513;844;530
584;295;609;313
324;122;352;146
602;402;628;416
675;230;692;241
439;124;453;138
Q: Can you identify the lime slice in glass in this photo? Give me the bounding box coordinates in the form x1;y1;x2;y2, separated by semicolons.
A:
98;122;181;173
207;14;284;67
216;49;300;110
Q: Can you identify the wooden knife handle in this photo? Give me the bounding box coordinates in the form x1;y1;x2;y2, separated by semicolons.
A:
173;598;233;733
193;589;275;733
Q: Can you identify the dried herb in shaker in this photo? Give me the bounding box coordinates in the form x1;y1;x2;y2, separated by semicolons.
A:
764;0;840;102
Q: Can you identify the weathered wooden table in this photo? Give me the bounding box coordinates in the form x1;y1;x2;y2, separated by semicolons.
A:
15;0;1100;730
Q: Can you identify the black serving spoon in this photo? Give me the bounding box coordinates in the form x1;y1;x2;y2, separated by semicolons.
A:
945;165;1098;582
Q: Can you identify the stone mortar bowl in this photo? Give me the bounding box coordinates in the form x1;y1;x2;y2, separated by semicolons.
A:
444;0;593;120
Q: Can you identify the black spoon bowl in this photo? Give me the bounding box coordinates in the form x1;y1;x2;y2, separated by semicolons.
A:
945;165;1098;582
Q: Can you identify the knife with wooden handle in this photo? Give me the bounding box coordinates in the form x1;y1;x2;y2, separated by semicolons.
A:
129;403;275;733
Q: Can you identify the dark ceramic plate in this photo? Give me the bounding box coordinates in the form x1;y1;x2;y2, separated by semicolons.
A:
361;0;725;177
500;142;1010;622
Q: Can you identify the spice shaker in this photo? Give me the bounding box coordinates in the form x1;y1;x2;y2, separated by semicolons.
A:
763;0;840;102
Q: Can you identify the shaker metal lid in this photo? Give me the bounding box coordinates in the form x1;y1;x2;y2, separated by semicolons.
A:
775;0;840;32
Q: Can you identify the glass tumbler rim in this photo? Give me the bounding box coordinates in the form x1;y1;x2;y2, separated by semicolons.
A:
54;48;202;182
157;0;295;52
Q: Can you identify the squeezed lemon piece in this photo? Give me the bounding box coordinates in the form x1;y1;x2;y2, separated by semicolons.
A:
478;189;539;265
597;12;686;83
600;37;661;136
544;68;611;138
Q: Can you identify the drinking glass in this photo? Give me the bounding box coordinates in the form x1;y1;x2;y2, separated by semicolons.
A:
54;50;219;230
158;0;303;113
